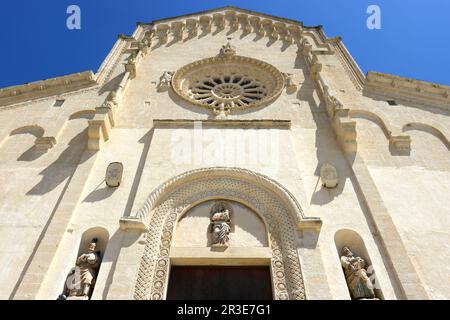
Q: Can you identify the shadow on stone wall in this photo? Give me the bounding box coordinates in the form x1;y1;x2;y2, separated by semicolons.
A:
9;125;46;162
26;129;93;196
296;72;352;205
100;228;141;299
83;181;117;203
123;128;155;217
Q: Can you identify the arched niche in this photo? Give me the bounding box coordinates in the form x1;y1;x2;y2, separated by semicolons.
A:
60;227;109;300
334;229;384;300
77;227;109;260
173;199;268;248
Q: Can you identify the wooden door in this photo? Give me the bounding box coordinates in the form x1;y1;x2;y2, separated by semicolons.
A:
166;266;273;300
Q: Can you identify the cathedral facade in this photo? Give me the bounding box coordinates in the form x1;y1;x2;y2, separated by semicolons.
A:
0;7;449;300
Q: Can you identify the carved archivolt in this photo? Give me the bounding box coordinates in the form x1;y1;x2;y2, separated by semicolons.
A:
133;167;308;300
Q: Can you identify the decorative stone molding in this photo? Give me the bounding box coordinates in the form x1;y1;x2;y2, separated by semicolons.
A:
403;122;450;150
142;6;312;49
156;24;170;44
0;71;96;107
365;72;450;110
118;34;135;41
170;21;185;41
152;119;291;129
212;13;225;30
122;167;321;300
315;73;357;153
199;16;212;34
171;45;285;115
348;109;412;153
185;19;198;37
35;136;56;152
283;73;298;93
0;86;99;112
389;135;411;151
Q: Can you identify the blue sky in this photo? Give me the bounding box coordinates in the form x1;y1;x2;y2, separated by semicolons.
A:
1;0;449;88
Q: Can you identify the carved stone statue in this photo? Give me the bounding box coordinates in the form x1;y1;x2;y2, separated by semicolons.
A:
125;54;137;79
209;202;232;247
138;39;150;55
340;246;376;300
62;238;100;299
218;42;236;58
158;71;174;91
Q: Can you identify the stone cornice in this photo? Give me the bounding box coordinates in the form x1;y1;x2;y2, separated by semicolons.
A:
148;6;305;28
152;119;291;129
365;71;450;109
0;71;97;107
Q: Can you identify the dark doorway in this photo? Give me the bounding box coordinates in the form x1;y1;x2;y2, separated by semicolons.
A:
166;266;273;300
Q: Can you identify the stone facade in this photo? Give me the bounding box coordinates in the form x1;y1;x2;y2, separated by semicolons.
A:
0;6;448;300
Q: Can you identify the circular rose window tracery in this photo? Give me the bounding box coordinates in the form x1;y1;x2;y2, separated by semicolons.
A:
172;47;285;113
189;74;268;109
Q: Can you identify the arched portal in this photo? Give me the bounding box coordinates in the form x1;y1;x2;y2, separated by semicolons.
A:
128;167;320;300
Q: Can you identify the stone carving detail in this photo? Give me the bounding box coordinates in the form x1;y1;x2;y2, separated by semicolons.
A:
283;73;297;93
209;202;232;247
320;164;338;189
101;90;118;109
138;39;150;55
218;42;237;58
157;71;174;91
125;54;137;79
132;168;307;300
340;246;376;300
105;162;123;188
60;238;100;300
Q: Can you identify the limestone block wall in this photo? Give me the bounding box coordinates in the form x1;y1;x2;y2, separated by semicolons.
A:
0;88;103;299
354;115;450;299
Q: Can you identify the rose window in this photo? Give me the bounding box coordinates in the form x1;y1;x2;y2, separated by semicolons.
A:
171;48;285;112
188;75;268;109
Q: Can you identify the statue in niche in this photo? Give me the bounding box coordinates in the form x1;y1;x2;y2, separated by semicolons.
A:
340;246;376;300
209;202;232;247
59;238;101;300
